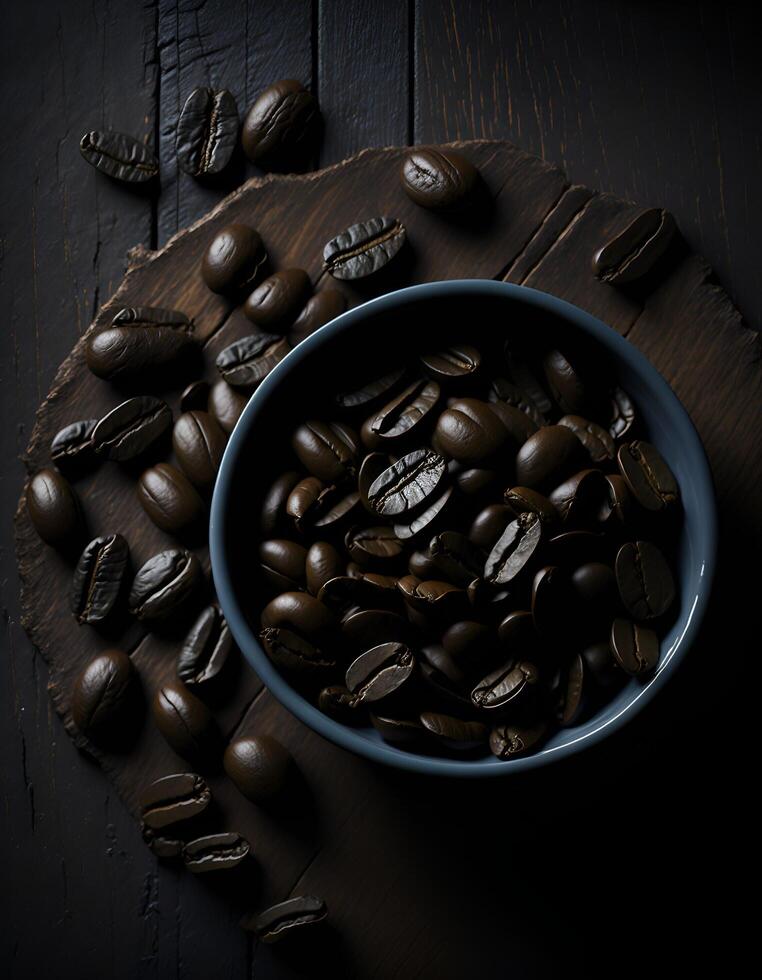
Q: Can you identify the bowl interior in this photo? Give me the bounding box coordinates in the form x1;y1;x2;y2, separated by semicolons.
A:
210;281;716;776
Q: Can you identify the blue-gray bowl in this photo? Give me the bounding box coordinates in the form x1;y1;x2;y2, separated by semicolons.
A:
210;280;716;777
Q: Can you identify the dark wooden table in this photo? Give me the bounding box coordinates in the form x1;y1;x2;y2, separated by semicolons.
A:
1;2;758;977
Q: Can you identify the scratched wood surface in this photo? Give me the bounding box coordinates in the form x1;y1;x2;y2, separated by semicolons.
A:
2;2;760;978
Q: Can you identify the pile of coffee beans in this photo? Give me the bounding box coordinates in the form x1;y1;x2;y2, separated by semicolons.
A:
255;336;681;760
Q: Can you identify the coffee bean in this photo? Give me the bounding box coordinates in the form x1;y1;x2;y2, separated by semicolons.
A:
244;268;311;333
176;87;238;177
468;504;515;550
172;411;226;492
484;513;542;585
140;773;211;829
291;420;360;482
324;216;406;281
345;527;403;568
419;711;488;749
515;425;582;489
371;713;426;744
542;349;590;415
72;649;137;738
345;642;416;703
547;530;608;566
341;608;411;649
608;387;636;440
549;468;605;523
177;606;233;689
312;488;362;531
598;475;633;528
451;464;498;497
488;377;548;428
201;224;267;295
286;476;326;531
421;645;466;686
224;735;291;802
290;289;347;346
129;549;202;622
183;832;249;873
305;541;345;595
593;208;676;285
367;449;446;517
318;573;398;611
208;380;249;434
86;312;193;381
79;130;158;182
260;627;337;677
570;562;619;625
400;147;478;210
25;468;82;546
489;720;548;759
180;380;210;414
617;441;679;511
259;539;308;592
503;487;557;525
142;826;184;860
394;485;455;540
261;592;336;639
610;618;659;676
91;396;172;461
50;419;97;471
555;653;586;726
558;415;616;463
153;681;218;760
399;577;470;623
71;534;129;625
138;463;204;534
244;895;328;943
336;368;406;413
113;306;192;331
433;398;508;463
318;685;360;720
615;540;675;620
442;620;495;668
429;531;485;586
487;400;538;444
261;471;301;535
362;378;440;449
503;343;554;415
216;333;290;389
241;79;319;168
471;659;540;711
581;642;622;689
419;345;481;381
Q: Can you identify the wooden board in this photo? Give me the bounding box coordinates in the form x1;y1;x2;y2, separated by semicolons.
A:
14;139;762;977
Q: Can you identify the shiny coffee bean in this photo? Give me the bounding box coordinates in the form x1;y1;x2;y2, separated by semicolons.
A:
201;223;267;294
324;216;406;281
305;541;345;595
71;533;129;624
487;401;538;446
341;608;411;649
419;712;488;750
345;526;404;567
442;621;495;668
261;592;336;639
153;681;218;761
515;425;582;489
615;540;675;620
421;645;466;686
86;321;192;381
542;349;590;415
452;464;498;497
488;376;548;427
549;468;605;523
433;398;508;463
555;653;586;726
244;268;311;332
610;618;659;676
367;449;446;517
558;415;615;463
176;87;238;177
617;441;679;511
484;513;542;585
138;463;204;533
468;504;514;550
504;487;557;525
290;289;347;346
26;468;82;546
291;420;359;482
504;343;554;415
581;642;622;689
312;489;362;532
497;610;535;651
224;735;291;802
208;380;248;435
260;627;336;677
400;147;478;210
608;387;636;439
371;713;426;744
50;419;97;471
180;380;210;414
362;378;440;449
593;208;676;285
394;485;455;540
245;895;328;943
337;369;406;414
216;333;290;389
80;130;158;182
71;650;137;739
241;79;319;168
318;685;360;720
489;720;548;759
92;396;172;461
286;476;326;531
259;539;308;591
428;531;484;586
345;642;416;703
177;606;233;689
140;773;211;830
261;471;301;535
397;577;469;622
172;411;226;492
183;832;249;873
471;660;540;711
142;826;184;860
129;549;202;622
318;573;398;611
598;474;633;528
419;344;481;381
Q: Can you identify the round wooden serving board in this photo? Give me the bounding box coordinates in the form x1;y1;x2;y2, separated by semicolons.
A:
14;140;761;975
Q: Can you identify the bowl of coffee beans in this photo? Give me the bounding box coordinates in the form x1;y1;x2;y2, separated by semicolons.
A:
210;279;716;775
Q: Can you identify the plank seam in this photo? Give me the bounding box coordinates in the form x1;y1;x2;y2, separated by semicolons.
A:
491;180;570;284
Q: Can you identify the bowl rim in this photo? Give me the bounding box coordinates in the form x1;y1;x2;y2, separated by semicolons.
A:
210;279;717;777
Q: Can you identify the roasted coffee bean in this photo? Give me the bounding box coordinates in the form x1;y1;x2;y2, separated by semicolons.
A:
201;224;267;295
394;485;454;540
419;712;488;749
244;268;311;333
582;642;622;689
468;504;515;550
489;720;548;759
608;387;636;439
336;369;406;413
421;645;466;686
515;425;582;489
487;400;538;444
617;441;679;511
471;660;539;711
324;216;406;281
429;531;484;586
71;534;129;624
86;326;192;382
172;411;226;492
50;419;97;470
400;147;478;210
183;832;249;873
531;565;573;639
92;396;172;461
261;471;301;535
208;380;249;434
142;826;184;860
570;562;618;624
549;468;605;523
153;681;218;760
442;621;495;668
615;540;675;620
484;513;542;585
598;474;633;528
558;415;615;463
345;526;403;566
129;549;202;622
367;449;446;517
318;685;360;720
176;87;238;177
610;618;659;676
593;208;677;285
245;895;328;943
504;487;557;525
290;289;347;346
259;539;308;592
370;713;426;744
398;577;470;623
542;349;590;415
488;377;548;428
180;380;210;414
358;453;390;509
260;627;336;676
497;610;535;650
241;79;318;168
318;573;398;611
345;642;415;703
72;649;137;738
224;735;291;802
26;468;82;546
286;476;326;531
555;653;586;726
261;592;336;639
503;343;554;415
80;130;158;182
451;464;498;497
548;530;609;566
433;398;508;463
177;606;233;688
419;345;481;381
341;608;411;649
216;333;290;389
304;542;346;596
138;463;204;533
140;773;211;829
362;378;440;449
112;306;192;331
291;420;359;482
313;489;362;531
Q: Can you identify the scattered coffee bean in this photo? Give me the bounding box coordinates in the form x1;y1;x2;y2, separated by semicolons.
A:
71;533;129;624
142;826;184;860
129;549;202;622
208;379;249;434
244;268;311;333
244;895;328;943
50;419;97;471
177;605;233;689
617;440;679;511
400;147;478;210
140;773;211;829
201;224;267;294
91;396;172;462
172;410;227;492
138;462;204;533
593;208;677;285
610;618;660;676
216;333;290;388
80;130;158;183
25;468;82;546
153;681;218;760
324;216;406;280
183;832;249;873
289;289;347;346
241;79;319;168
71;649;137;738
223;735;291;802
176;87;238;177
86;316;193;381
615;540;675;620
